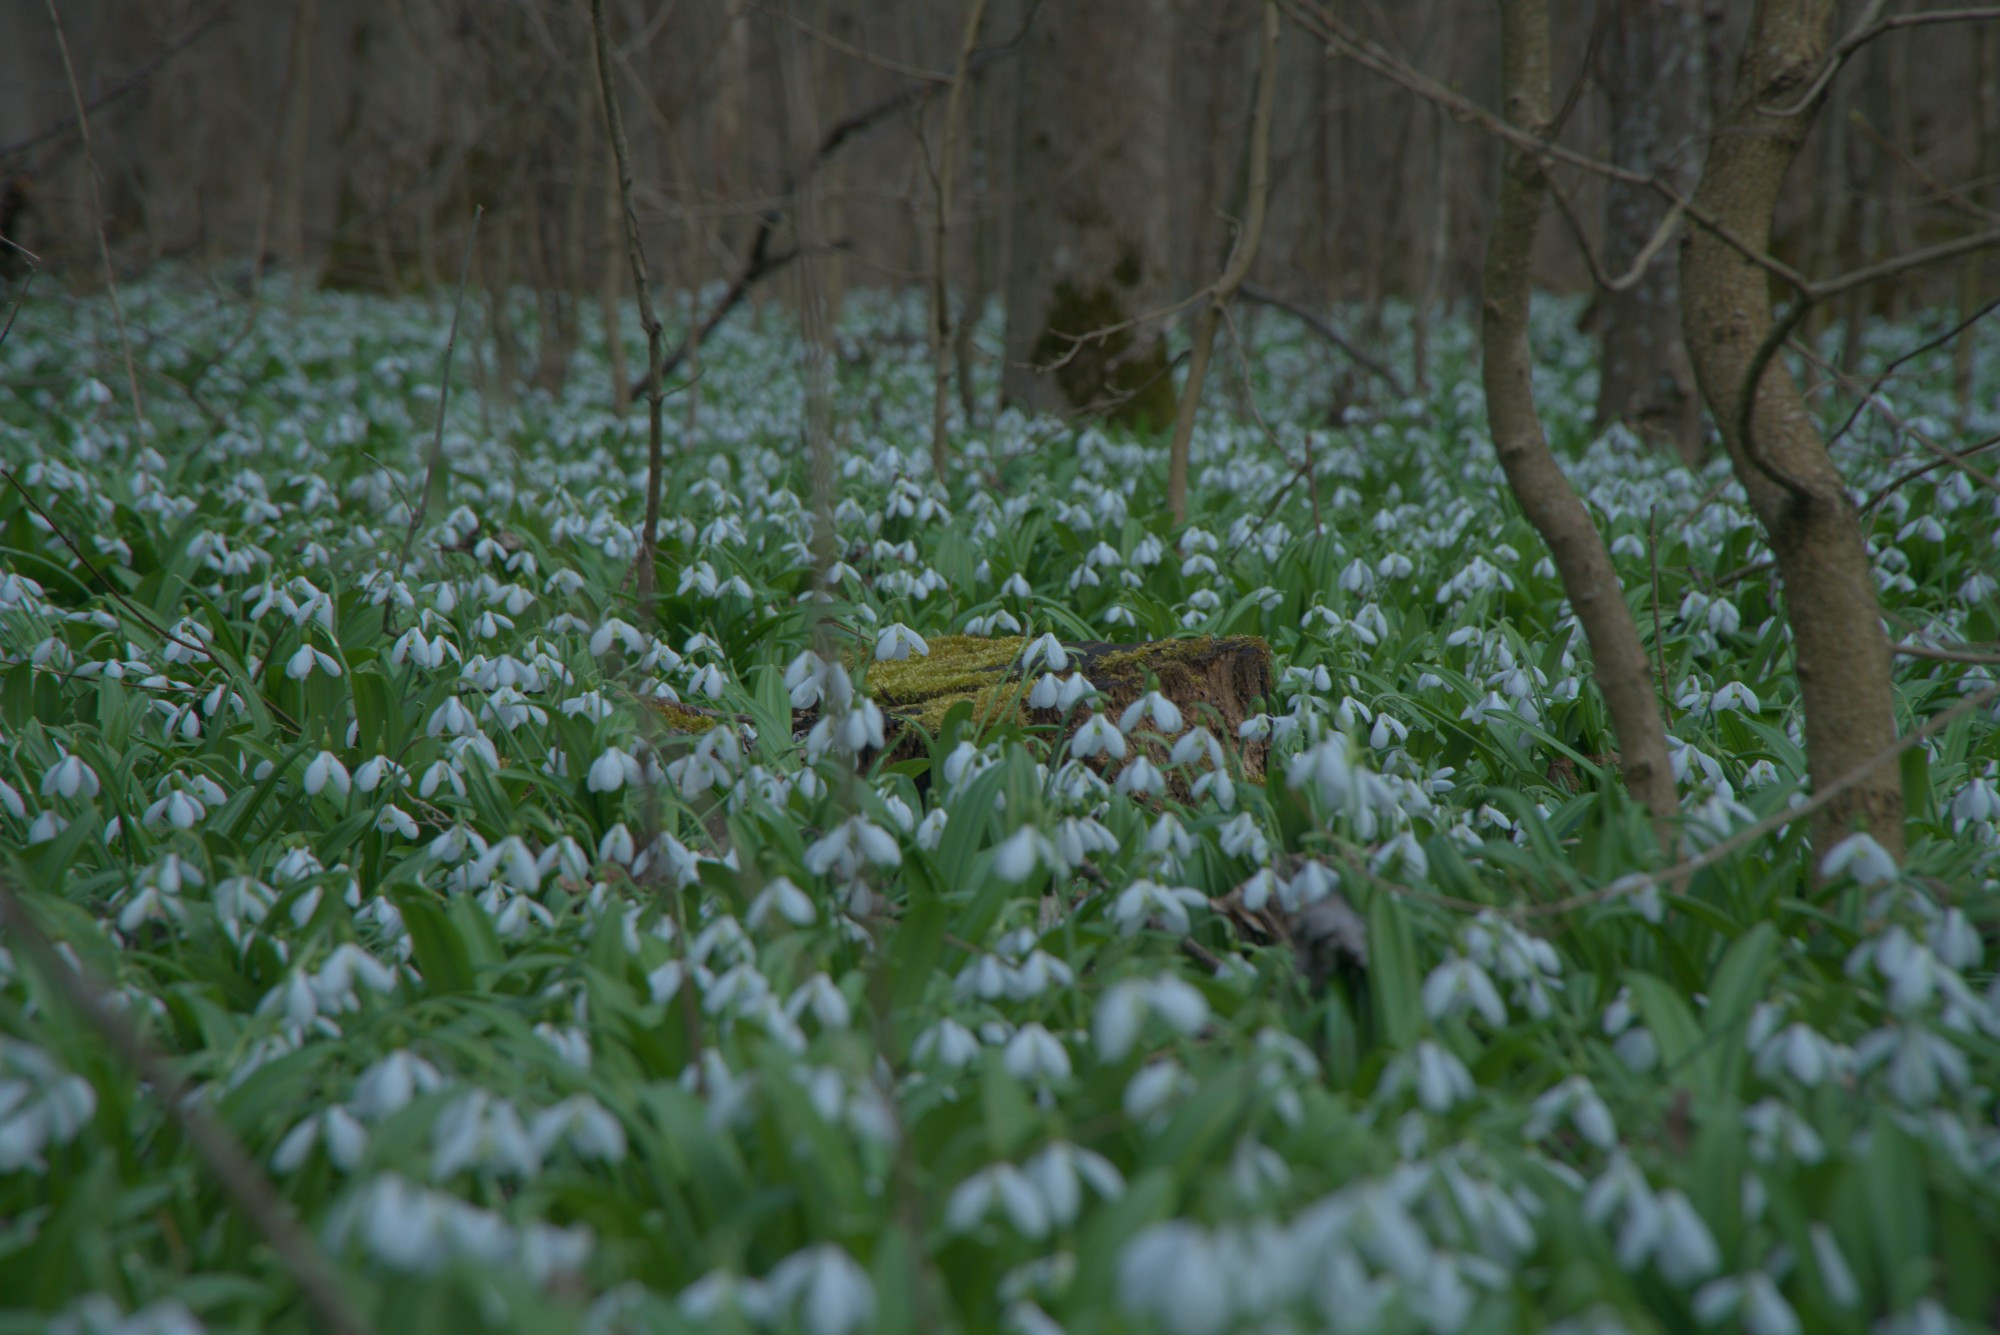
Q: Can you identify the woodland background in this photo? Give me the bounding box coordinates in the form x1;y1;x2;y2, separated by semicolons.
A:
3;0;1995;404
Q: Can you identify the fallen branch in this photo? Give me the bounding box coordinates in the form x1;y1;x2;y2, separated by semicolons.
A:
0;872;372;1335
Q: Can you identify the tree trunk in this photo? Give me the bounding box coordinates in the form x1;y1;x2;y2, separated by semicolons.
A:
1000;0;1176;429
1680;0;1905;859
1595;0;1706;465
1484;0;1680;850
1955;22;2000;427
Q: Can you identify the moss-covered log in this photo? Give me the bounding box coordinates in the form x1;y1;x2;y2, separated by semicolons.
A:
647;633;1275;779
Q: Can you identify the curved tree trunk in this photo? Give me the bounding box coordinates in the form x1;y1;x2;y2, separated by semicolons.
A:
1000;0;1176;429
1680;0;1904;859
1484;0;1680;850
1596;0;1706;465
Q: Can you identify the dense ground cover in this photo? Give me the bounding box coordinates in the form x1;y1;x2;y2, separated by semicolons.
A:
0;279;1997;1335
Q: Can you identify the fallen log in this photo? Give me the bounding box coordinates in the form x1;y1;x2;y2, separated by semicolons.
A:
647;632;1275;779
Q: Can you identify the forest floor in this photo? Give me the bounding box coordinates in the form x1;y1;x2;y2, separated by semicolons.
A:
0;279;1997;1335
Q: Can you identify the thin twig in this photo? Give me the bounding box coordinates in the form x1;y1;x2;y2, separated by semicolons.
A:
0;873;372;1335
1860;432;2000;518
1847;111;2000;226
43;0;148;443
398;207;483;578
591;0;667;625
1830;296;2000;446
0;2;235;163
1167;0;1280;526
1761;3;2000;119
1374;682;2000;921
0;258;33;351
1239;285;1408;397
1648;506;1674;727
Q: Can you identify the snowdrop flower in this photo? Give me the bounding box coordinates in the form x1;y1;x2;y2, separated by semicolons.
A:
425;696;476;737
351;1051;444;1119
1004;1023;1072;1084
431;1090;540;1179
1124;1060;1190;1120
1023;1142;1124;1228
1422;955;1506;1028
764;1244;876;1335
994;826;1057;883
913;1018;982;1070
803;816;902;880
873;622;928;661
915;807;948;850
1118;691;1184;736
273;1106;370;1174
747;876;816;929
1094;976;1210;1061
587;745;643;793
1524;1075;1618;1150
529;1095;627;1164
1710;681;1760;713
1819;831;1898;884
1118;1222;1232;1335
1808;1223;1859;1309
42;753;101;801
947;1163;1051;1238
285;643;342;680
142;788;205;831
589;618;645;657
1653;1190;1721;1285
1408;1040;1475;1112
1111;880;1207;936
1069;712;1126;760
303;751;351;798
1115;756;1166;797
1021;632;1069;672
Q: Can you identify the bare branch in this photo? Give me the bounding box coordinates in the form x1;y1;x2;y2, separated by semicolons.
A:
590;0;668;624
1848;111;2000;226
0;2;235;164
1545;170;1686;294
752;1;952;84
1167;0;1280;526
1238;285;1408;397
1832;296;2000;446
398;207;483;578
43;0;148;443
1893;642;2000;665
1762;2;2000;118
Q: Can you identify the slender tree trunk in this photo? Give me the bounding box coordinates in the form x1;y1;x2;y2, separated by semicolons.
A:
1681;0;1905;859
600;158;632;418
278;0;318;282
1484;0;1680;848
1001;0;1176;427
589;0;666;624
931;0;987;481
1956;23;2000;427
1596;0;1707;465
1167;0;1278;527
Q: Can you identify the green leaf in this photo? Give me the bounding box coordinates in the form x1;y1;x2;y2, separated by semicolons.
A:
1366;888;1422;1049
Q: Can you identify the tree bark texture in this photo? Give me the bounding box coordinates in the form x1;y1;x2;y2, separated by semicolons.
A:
1001;0;1176;429
1484;0;1681;848
1680;0;1905;858
1596;0;1707;465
